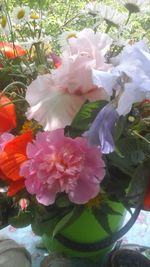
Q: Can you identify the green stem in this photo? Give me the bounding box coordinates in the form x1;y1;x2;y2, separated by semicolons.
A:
132;130;150;145
34;43;44;65
1;82;27;96
3;0;15;45
125;11;132;25
105;24;111;33
0;99;26;109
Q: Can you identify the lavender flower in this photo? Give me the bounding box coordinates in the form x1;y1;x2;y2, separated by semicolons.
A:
83;103;119;154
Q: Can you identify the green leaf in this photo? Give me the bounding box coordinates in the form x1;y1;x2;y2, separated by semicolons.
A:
92;208;112;234
55;194;73;208
108;152;134;176
52;206;83;238
101;203;122;216
31;216;59;236
9;211;32;228
141;133;150;155
130;150;145;164
71;100;108;131
114;115;127;141
127;163;150;207
109;136;146;175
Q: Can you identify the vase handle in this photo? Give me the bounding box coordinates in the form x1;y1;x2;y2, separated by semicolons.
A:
56;205;141;252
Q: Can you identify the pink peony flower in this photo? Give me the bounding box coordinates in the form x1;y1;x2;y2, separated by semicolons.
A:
26;29;112;131
20;129;105;205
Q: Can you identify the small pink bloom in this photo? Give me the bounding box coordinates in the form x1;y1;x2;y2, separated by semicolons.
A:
19;198;29;210
20;129;105;205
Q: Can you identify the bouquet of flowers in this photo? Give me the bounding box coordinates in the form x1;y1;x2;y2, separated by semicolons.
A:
0;0;150;251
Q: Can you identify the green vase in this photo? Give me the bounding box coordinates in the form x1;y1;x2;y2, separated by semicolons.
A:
42;201;125;263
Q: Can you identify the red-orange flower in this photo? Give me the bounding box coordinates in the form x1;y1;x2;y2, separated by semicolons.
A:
0;42;27;59
144;179;150;211
0;131;33;196
0;95;16;133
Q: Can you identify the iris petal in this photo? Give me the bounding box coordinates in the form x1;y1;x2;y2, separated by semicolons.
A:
84;103;119;154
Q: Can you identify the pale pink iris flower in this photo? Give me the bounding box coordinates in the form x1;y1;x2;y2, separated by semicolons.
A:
26;29;112;131
20;129;105;206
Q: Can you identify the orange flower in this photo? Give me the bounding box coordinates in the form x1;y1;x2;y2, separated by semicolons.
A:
0;95;16;133
0;42;27;59
0;131;33;196
144;179;150;211
7;179;25;197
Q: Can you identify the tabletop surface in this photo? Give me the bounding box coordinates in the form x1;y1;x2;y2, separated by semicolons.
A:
0;210;150;267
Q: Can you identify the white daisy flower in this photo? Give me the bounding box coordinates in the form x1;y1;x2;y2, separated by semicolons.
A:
98;4;127;28
58;31;77;50
0;15;10;35
119;0;148;13
12;6;30;25
84;2;101;15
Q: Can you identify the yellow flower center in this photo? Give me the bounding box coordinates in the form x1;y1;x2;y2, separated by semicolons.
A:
1;15;7;28
67;33;77;40
20;120;42;134
30;13;39;20
86;193;107;209
17;9;25;20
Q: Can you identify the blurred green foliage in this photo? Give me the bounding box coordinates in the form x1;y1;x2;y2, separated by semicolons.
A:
5;0;150;41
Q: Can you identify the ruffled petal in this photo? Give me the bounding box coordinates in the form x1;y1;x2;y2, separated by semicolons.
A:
69;177;100;204
26;78;85;131
0;131;33;181
0;96;16;133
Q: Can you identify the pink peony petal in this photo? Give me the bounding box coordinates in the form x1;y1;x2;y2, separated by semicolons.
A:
21;130;105;205
36;183;60;205
68;177;100;204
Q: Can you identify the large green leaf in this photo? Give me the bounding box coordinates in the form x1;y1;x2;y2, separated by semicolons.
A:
109;136;146;175
101;203;122;216
71;100;108;131
101;165;131;206
52;206;83;238
114;115;127;141
9;211;32;228
31;216;59;236
92;208;112;234
108;152;134;176
127;163;150;207
31;204;60;236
